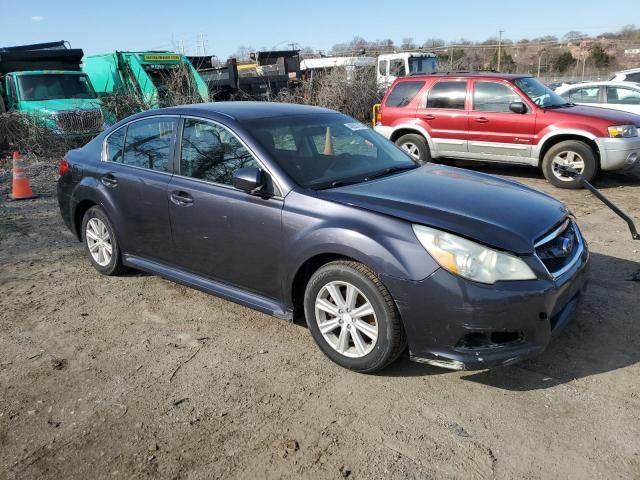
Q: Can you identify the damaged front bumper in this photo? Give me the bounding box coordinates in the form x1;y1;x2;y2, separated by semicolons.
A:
381;244;590;371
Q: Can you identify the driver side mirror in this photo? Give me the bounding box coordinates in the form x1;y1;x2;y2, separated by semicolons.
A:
233;167;265;194
509;101;527;114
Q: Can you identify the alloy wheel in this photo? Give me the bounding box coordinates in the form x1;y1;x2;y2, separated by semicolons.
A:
86;218;112;267
400;142;421;161
314;281;379;358
551;150;585;181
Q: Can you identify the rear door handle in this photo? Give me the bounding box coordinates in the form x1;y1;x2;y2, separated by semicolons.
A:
474;117;489;123
101;173;118;188
170;191;194;207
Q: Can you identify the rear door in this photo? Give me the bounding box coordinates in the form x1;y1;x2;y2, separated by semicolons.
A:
468;79;536;159
98;116;177;263
414;80;469;155
167;116;284;300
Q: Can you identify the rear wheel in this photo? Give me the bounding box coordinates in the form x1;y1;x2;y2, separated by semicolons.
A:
304;261;406;373
81;206;126;276
542;140;597;189
395;133;431;164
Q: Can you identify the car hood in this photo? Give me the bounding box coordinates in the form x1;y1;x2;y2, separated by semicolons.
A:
316;165;569;254
550;104;640;125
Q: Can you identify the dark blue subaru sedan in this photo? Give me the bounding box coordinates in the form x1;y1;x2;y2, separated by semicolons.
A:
58;102;589;372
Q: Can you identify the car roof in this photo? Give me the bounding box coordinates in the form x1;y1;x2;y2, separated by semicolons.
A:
557;81;640;90
398;72;531;81
615;67;640;74
147;101;336;121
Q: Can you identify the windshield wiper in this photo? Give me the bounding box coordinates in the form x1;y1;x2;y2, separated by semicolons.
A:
545;102;574;109
364;165;418;181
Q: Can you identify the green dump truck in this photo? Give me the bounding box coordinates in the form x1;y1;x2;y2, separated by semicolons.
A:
82;52;209;109
0;41;106;135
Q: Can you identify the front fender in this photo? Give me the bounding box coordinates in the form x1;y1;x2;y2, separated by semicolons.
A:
281;191;440;305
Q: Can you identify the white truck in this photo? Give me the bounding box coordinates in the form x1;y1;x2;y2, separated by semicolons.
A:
300;52;439;90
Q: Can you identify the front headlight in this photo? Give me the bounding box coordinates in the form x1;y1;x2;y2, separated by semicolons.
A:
608;125;638;138
412;225;536;284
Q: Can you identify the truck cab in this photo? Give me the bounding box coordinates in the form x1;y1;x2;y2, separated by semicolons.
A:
0;42;105;135
377;52;439;90
82;52;209;109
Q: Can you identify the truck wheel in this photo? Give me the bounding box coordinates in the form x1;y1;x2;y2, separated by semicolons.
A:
542;140;597;189
395;134;431;164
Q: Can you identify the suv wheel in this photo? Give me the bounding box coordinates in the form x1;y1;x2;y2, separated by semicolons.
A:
542;140;597;189
395;133;431;164
304;261;406;373
82;206;126;276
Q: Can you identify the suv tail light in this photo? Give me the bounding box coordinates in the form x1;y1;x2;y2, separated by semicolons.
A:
59;159;70;176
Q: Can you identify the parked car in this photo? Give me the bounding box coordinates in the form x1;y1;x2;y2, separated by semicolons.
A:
608;67;640;84
555;81;640;115
374;73;640;188
58;102;589;372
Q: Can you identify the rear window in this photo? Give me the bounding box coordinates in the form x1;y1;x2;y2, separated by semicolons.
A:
385;81;425;108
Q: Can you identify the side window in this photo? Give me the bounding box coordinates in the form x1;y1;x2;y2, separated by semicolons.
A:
473;81;522;112
565;87;599;103
105;127;126;163
606;87;640;105
181;118;260;186
378;60;388;76
121;118;176;172
625;72;640;83
426;81;467;109
385;81;425;108
390;59;406;77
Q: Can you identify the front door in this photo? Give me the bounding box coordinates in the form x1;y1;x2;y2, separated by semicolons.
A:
468;80;536;160
168;117;284;300
98;116;177;263
415;80;469;155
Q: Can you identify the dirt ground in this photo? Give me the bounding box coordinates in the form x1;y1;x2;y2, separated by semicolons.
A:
1;156;639;480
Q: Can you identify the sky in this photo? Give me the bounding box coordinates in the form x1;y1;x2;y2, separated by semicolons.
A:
2;0;638;59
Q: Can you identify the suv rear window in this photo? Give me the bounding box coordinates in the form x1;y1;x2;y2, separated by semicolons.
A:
385;81;425;108
426;81;467;109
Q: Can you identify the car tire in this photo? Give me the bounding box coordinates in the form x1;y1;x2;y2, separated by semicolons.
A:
304;260;407;373
395;133;431;164
81;206;126;276
542;140;598;189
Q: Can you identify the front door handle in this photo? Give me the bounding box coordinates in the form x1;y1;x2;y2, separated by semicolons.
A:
423;114;435;120
170;191;194;207
474;117;489;123
101;173;118;188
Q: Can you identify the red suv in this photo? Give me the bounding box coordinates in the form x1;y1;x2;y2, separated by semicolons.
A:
375;73;640;188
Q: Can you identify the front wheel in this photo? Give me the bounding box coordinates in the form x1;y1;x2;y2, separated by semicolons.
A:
304;261;406;373
542;140;598;189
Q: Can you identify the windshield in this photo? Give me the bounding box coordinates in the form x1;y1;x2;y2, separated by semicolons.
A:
408;57;439;75
241;113;419;190
17;74;97;101
513;77;569;108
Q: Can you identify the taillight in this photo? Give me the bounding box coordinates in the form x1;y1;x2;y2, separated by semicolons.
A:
59;159;70;176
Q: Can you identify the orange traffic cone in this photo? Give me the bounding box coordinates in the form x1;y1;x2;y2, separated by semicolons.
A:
10;151;37;200
323;127;334;155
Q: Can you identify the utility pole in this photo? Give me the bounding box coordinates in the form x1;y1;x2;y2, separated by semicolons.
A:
497;30;504;71
537;53;542;77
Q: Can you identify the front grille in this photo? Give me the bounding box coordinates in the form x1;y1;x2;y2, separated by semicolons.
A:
54;109;103;133
535;219;583;278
